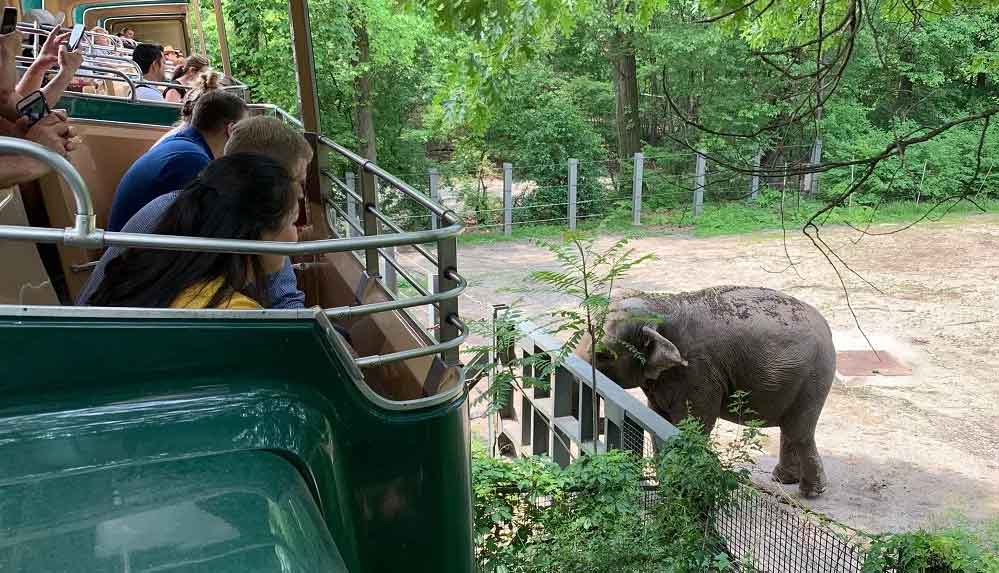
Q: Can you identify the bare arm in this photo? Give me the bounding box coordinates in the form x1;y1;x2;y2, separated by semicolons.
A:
15;30;70;102
0;155;52;187
39;47;84;106
0;31;21;119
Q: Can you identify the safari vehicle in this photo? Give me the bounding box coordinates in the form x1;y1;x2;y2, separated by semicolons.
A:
0;1;473;571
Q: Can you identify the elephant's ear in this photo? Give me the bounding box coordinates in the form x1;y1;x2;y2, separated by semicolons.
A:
642;326;687;378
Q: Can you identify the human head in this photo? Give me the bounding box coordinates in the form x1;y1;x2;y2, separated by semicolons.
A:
224;116;313;191
132;43;164;80
122;27;135;39
88;153;299;308
179;70;221;122
173;54;209;82
190;89;247;140
91;27;111;47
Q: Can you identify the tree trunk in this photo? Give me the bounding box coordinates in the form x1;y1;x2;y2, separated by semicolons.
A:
352;18;377;162
610;30;642;161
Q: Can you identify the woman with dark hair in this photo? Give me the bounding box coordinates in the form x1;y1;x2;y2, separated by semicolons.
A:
88;153;299;309
164;54;210;103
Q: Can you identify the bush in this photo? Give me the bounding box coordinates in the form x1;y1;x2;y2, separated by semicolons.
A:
472;418;749;572
863;527;999;573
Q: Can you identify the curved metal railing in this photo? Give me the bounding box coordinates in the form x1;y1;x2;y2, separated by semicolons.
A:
0;136;467;367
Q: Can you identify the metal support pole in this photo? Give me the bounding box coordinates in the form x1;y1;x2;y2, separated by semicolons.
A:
380;246;397;295
694;151;706;217
437;236;460;366
632;152;643;226
568;158;578;230
750;149;761;201
429;168;440;230
190;0;208;56
211;0;233;79
503;163;513;237
345;172;360;238
427;268;439;331
360;169;380;277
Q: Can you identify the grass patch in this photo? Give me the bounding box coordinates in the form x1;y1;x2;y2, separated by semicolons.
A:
457;199;999;244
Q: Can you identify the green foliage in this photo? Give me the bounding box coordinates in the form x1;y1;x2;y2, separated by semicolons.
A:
863;527;999;573
472;420;755;572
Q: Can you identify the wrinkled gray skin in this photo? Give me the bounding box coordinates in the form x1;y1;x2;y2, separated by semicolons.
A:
577;286;834;497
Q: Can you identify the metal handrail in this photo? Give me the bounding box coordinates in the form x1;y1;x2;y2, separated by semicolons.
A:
0;137;467;368
355;316;467;367
0;138;94;239
323;169;442;269
318;135;459;226
15;57;137;102
325;270;464;320
0;138;461;252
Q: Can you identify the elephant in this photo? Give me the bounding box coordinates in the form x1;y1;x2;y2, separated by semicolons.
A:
577;286;835;497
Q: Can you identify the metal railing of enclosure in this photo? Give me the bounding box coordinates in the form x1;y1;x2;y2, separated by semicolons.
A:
483;305;871;572
0;136;467;368
487;305;677;467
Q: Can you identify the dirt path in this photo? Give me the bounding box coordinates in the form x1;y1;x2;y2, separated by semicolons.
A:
413;214;999;533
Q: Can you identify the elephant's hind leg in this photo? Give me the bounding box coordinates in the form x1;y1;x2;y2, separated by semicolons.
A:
772;432;801;484
797;437;827;498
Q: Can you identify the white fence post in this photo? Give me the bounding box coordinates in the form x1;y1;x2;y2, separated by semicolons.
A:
632;152;643;226
568;158;578;230
694;151;706;217
503;163;513;237
810;137;823;195
750;149;762;201
346;171;360;238
429;168;440;230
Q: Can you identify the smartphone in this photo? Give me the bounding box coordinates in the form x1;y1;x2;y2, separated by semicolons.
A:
68;23;85;51
1;7;17;35
16;90;50;128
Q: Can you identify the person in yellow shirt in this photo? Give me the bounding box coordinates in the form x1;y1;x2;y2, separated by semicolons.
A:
88;153;299;309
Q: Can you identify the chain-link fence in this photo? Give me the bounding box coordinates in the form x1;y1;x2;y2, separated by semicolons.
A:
479;485;870;573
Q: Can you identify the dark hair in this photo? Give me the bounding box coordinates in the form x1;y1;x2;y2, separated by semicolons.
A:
191;90;247;133
132;43;163;74
89;153;297;309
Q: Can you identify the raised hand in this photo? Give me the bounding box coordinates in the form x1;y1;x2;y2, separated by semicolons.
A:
38;29;71;68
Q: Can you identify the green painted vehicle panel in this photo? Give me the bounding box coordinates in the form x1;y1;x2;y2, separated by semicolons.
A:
0;451;349;572
0;314;474;573
57;95;181;126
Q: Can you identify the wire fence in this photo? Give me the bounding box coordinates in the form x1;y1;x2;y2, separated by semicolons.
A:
328;143;870;237
477;484;871;573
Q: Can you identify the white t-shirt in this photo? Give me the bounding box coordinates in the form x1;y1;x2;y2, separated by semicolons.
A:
135;84;165;101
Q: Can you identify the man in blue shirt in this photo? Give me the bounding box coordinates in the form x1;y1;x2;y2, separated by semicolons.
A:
78;116;311;309
106;90;247;232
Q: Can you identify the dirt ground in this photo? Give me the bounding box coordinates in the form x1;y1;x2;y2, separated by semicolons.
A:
405;213;999;534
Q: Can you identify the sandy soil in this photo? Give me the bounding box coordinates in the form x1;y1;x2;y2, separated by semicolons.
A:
405;213;999;534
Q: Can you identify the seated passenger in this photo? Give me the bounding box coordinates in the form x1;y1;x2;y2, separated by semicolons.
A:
153;69;220;147
14;27;84;107
106;89;247;231
163;54;210;103
1;28;77;187
87;154;299;309
78;116;310;309
132;43;166;101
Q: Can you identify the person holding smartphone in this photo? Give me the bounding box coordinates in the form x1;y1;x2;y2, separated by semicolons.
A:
1;25;77;187
15;26;84;107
